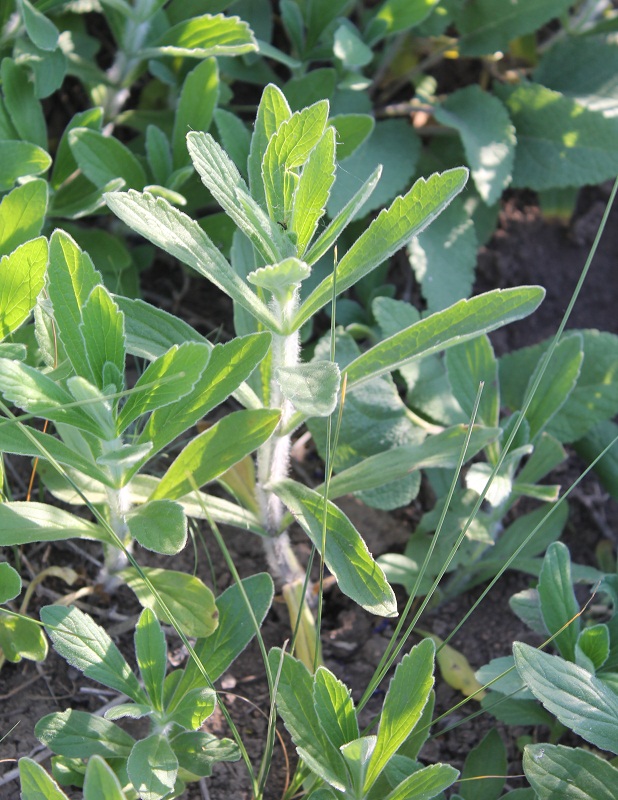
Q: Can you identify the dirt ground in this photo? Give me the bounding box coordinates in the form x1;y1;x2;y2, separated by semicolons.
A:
1;186;618;799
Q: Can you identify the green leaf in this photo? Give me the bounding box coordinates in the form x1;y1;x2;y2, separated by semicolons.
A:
17;0;59;50
269;648;348;790
326;119;421;221
407;196;477;312
127;734;178;800
105;190;279;330
523;743;618;800
172;57;219;169
121;567;219;638
323;424;499;500
290;126;336;256
459;728;506;800
364;638;435;790
147;13;257;58
1;58;47;147
172;730;240;775
0;179;48;257
19;757;71;800
134;609;166;711
0;562;21;602
0;501;107;546
298;167;467;329
262;99;329;224
214;108;251;178
248;83;291;207
0;237;47;339
276;361;341;416
51;108;103;189
456;0;573;57
80;284;126;390
333;23;373;67
139;333;269;458
303;165;382;266
330;114;374;161
446;334;499;429
118;342;211;432
534;34;618;118
83;755;128;800
523;334;583;441
36;709;135;758
41;604;147;702
69;128;147;190
434;85;514;205
0;611;48;662
313;666;359;749
167;687;216;731
538;542;580;661
344;287;544;389
575;420;618;501
366;0;439;41
187;131;293;265
499;82;618;190
272;479;397;617
577;625;610;672
0;140;51;191
383;763;459;800
513;642;618;754
151;408;280;501
127;500;187;555
145;125;172;185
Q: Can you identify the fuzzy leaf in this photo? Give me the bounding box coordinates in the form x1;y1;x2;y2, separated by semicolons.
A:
127;500;187;555
523;743;618;800
0;236;47;339
127;734;178;800
151;408;280;501
147;13;257;58
0;179;47;257
291;126;336;255
83;756;128;800
0;501;107;546
19;758;71;800
69;128;147;190
36;709;135;758
248;83;292;206
365;638;435;790
273;479;397;617
314;667;359;749
41;604;146;702
514;642;618;754
344;287;544;389
276;361;340;416
0;140;51;191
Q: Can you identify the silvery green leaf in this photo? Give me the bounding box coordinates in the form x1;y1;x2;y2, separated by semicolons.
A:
19;757;71;800
36;709;135;758
127;500;187;555
172;58;219;169
69;128;146;190
276;361;340;416
145;13;257;58
127;734;178;800
524;743;618;800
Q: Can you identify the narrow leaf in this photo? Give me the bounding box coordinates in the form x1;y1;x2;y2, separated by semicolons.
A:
83;755;128;800
314;667;359;749
538;542;580;661
172;57;219;169
151;408;280;501
135;609;166;711
273;479;397;617
0;501;107;545
248;83;292;206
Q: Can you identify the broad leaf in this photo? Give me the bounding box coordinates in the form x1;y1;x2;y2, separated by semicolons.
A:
276;361;341;416
459;728;506;800
344;287;545;388
272;479;397;617
83;756;128;800
41;605;146;702
0;561;20;602
127;734;178;800
80;284;126;390
456;0;573;56
172;730;240;776
105;190;279;330
297;168;467;328
434;85;514;204
1;59;46;147
0;237;47;339
499;83;618;190
366;0;439;41
523;743;618;800
0;140;51;191
121;567;219;638
364;638;435;790
36;709;135;758
127;500;187;555
69;128;147;190
0;612;48;662
514;642;618;754
19;758;71;800
151;408;280;501
0;179;47;257
384;763;459;800
446;334;499;429
17;0;60;51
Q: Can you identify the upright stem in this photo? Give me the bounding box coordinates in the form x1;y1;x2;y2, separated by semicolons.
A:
257;294;304;586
